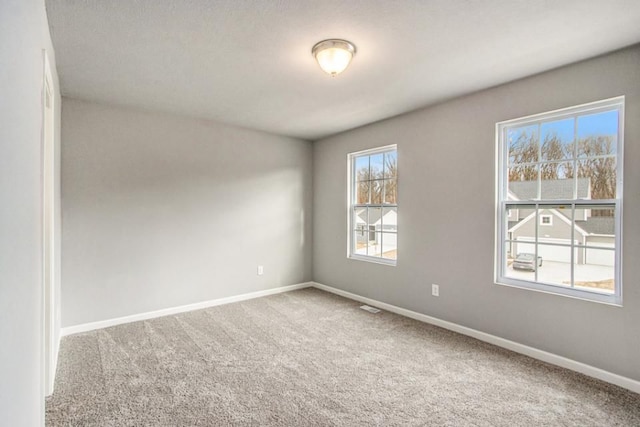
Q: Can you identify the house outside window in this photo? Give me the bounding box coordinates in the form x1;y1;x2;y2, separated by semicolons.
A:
496;97;623;305
348;145;397;265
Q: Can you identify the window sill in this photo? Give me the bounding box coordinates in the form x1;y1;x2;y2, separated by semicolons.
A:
495;277;622;307
349;254;397;267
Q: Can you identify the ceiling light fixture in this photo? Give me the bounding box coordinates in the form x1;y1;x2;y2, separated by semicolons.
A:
312;39;356;77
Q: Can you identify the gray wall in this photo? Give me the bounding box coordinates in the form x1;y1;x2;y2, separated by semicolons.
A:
313;46;640;381
61;99;312;327
0;0;62;424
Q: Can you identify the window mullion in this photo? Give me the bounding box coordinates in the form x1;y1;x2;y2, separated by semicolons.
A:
534;203;539;283
570;203;575;289
573;116;578;200
537;123;542;200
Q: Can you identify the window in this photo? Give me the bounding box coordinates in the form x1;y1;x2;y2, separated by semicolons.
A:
348;145;397;265
496;97;623;304
540;215;553;226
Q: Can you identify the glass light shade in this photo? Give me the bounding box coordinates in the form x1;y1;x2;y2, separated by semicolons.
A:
312;39;356;76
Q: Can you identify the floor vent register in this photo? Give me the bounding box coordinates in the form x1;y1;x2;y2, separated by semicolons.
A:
360;305;381;314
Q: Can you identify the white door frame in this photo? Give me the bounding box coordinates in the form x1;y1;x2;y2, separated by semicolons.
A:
42;50;56;397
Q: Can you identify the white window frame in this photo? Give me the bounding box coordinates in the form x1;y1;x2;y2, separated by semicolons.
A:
495;97;624;305
347;144;398;266
539;214;553;226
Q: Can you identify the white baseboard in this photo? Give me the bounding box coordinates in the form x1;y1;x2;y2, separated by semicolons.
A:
311;281;640;395
58;279;639;394
61;282;313;337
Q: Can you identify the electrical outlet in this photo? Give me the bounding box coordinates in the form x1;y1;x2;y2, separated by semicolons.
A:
257;265;264;276
431;284;439;297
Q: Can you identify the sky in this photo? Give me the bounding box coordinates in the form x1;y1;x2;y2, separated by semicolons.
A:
508;109;618;155
355;150;397;177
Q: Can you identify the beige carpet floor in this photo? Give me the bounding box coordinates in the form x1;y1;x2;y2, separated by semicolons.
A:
46;288;640;426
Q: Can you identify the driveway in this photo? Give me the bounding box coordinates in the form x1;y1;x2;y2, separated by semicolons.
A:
508;261;614;290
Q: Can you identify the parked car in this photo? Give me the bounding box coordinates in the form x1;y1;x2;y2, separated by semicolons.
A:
513;253;543;271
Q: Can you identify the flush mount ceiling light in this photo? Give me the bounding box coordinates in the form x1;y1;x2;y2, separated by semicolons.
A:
312;39;357;77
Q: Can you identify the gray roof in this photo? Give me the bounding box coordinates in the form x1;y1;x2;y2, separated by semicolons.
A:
508;220;522;230
549;209;615;236
356;208;396;225
577;216;615;235
356;209;382;223
508;209;614;236
509;178;590;200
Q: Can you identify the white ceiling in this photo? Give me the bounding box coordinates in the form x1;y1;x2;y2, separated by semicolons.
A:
46;0;640;141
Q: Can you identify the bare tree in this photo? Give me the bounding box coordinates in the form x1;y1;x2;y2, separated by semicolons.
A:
383;154;397;204
508;131;538;182
510;132;616;215
355;154;398;204
576;135;616;204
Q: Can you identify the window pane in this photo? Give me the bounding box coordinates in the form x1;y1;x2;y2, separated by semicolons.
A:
535;205;572;242
540;161;574;188
574;247;615;294
353;206;368;256
508;165;538;200
370;153;384;179
505;206;516;240
508;124;539;165
368;207;382;231
355;156;370;181
577;157;616;200
577;110;618;157
541;118;574;161
382;207;397;232
506;204;535;238
355;181;370;204
505;240;514;265
354;207;367;231
367;232;382;257
353;228;367;256
384;179;397;204
576;204;616;242
381;232;397;260
536;244;572;288
505;241;535;281
505;204;536;281
370;180;384;204
384;151;398;179
575;204;616;294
